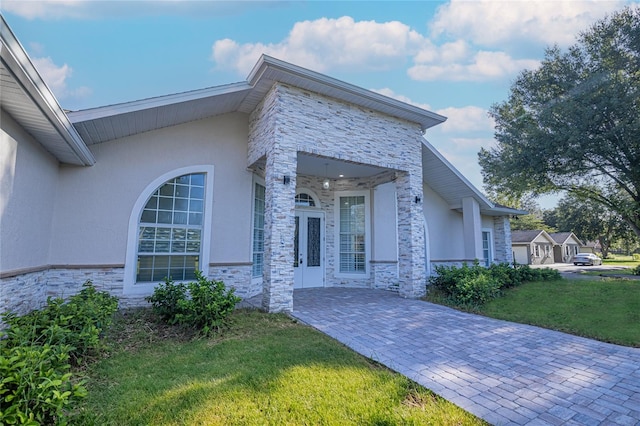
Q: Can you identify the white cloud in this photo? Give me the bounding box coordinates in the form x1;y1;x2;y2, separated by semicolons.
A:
212;16;426;75
2;0;88;20
371;88;433;111
435;106;495;133
2;0;284;20
31;56;91;100
430;0;625;49
409;49;540;82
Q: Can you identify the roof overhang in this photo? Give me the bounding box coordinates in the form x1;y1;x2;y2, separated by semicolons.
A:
69;54;447;145
421;140;527;217
0;15;94;166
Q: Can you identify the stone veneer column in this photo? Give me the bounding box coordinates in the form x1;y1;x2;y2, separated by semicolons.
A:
493;215;513;264
396;171;426;298
261;149;297;312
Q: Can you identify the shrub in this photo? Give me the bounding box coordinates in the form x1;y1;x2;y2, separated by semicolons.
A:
0;281;115;424
2;281;119;363
428;262;561;308
144;278;187;324
146;271;241;336
0;344;87;425
451;274;501;307
633;265;640;276
633;253;640;261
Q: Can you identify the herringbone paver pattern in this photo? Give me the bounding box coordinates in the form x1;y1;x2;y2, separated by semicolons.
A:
289;288;640;425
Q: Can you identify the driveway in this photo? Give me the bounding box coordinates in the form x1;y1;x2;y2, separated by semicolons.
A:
291;288;640;425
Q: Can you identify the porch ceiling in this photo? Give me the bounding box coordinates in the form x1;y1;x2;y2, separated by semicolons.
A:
297;153;385;179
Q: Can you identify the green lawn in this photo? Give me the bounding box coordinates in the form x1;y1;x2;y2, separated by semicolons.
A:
478;278;640;347
72;309;485;425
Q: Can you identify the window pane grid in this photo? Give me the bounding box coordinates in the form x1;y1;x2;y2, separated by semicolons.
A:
252;183;266;277
339;196;366;273
136;173;204;283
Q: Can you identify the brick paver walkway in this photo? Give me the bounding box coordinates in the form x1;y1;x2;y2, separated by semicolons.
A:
289;288;640;425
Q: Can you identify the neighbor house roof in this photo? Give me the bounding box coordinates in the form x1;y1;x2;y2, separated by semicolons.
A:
511;230;556;244
0;15;94;166
68;54;447;145
549;232;584;246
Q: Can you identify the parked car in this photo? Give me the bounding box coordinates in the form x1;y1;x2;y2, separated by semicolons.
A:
572;253;602;266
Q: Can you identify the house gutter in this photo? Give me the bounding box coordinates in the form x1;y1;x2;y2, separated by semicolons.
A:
1;15;95;166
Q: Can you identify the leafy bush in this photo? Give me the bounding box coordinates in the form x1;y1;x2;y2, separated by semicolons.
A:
428;262;561;308
2;281;119;363
146;271;241;336
143;278;187;324
633;253;640;261
0;344;87;425
452;274;501;307
0;281;116;424
633;265;640;276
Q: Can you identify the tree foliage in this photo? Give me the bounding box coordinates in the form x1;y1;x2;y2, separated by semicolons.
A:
479;7;640;238
543;193;633;257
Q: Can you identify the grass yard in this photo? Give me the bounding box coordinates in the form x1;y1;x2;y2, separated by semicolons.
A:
72;309;485;425
478;278;640;347
602;255;640;269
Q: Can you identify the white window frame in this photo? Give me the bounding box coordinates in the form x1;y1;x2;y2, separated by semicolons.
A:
481;228;493;267
534;244;540;257
251;176;266;283
123;166;214;295
334;190;371;279
295;188;321;209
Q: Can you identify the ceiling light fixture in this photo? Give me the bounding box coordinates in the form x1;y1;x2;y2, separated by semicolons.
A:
323;163;330;190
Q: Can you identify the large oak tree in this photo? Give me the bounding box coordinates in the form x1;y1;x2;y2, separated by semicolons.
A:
479;7;640;238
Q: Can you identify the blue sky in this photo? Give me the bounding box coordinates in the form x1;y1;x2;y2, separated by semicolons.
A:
2;0;635;208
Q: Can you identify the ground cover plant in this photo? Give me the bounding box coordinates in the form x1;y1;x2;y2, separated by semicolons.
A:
0;282;118;425
72;308;486;425
478;278;640;347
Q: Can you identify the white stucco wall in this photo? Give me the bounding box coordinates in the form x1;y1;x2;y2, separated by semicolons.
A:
49;113;253;266
422;182;465;262
372;182;398;261
1;109;59;272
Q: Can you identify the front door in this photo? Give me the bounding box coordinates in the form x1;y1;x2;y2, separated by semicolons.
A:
294;210;324;288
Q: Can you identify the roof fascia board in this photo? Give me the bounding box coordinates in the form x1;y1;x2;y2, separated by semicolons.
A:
68;82;252;122
1;15;95;166
422;139;498;210
249;55;447;130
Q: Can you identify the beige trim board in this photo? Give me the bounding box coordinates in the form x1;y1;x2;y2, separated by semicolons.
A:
0;264;125;279
209;262;253;267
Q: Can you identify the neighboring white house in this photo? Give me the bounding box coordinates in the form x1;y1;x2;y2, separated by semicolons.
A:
549;232;583;263
511;230;557;265
0;16;523;315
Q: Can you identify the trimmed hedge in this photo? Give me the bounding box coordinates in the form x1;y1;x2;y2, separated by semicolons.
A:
428;262;561;308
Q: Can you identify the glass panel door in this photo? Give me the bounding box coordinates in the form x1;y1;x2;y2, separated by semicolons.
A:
294;211;324;288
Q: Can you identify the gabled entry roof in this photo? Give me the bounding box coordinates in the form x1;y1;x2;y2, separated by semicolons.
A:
69;55;447;145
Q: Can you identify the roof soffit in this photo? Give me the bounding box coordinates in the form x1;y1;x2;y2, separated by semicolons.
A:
69;54;448;145
0;15;94;166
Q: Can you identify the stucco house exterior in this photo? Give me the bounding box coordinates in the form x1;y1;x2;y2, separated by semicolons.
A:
549;232;583;263
1;17;522;315
511;230;556;265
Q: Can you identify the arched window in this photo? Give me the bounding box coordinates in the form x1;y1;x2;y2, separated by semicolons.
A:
136;173;205;283
295;193;316;207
